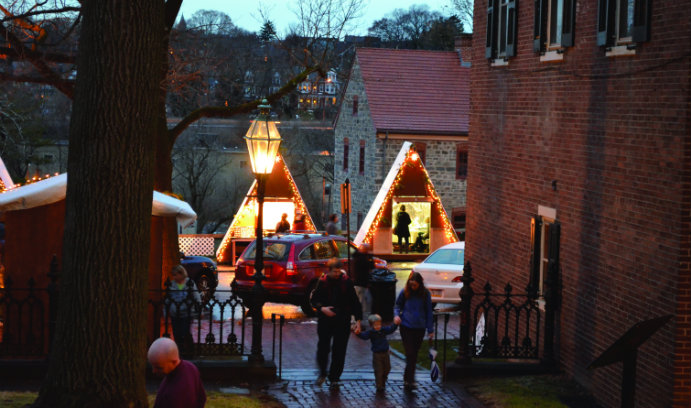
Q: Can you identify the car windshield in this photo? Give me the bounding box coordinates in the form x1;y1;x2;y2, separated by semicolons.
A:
244;242;291;261
335;240;358;258
424;248;464;265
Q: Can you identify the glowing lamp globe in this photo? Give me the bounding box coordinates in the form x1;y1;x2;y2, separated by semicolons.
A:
244;100;282;175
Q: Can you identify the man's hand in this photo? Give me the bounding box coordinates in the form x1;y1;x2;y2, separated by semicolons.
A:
393;316;401;325
321;306;336;317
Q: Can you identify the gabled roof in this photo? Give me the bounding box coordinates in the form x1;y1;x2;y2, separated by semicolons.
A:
355;48;469;135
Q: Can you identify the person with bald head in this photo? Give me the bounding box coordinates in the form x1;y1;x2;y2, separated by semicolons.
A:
148;337;206;408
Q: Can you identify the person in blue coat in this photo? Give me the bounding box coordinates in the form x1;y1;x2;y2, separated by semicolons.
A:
393;271;434;391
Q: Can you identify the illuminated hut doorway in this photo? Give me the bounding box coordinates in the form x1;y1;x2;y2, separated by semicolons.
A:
392;200;431;254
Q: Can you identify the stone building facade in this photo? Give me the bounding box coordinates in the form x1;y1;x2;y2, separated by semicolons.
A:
469;0;690;407
333;48;469;237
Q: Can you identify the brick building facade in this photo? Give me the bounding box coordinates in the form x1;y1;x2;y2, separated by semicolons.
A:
333;48;469;239
468;1;690;407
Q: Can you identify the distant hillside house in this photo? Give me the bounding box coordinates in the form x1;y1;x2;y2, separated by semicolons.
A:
297;69;340;112
333;48;469;240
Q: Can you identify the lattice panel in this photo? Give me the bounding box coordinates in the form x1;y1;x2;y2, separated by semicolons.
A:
178;235;215;256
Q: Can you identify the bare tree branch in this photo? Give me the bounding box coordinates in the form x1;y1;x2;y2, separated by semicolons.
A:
0;46;75;63
168;64;321;140
0;6;75;98
0;6;80;23
0;70;73;86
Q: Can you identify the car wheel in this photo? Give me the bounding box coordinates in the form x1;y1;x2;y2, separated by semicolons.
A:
197;273;213;304
301;281;317;317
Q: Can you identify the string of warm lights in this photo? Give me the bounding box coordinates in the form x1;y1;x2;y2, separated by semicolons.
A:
278;155;316;231
0;172;61;193
362;147;458;245
216;155;316;263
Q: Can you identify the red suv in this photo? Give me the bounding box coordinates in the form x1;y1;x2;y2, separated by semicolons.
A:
233;233;387;315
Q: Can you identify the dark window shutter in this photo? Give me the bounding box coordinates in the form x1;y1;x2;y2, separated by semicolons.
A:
529;215;542;289
506;0;518;57
632;0;651;43
547;221;560;267
486;0;497;59
561;0;576;47
546;221;561;291
533;0;547;52
596;0;614;46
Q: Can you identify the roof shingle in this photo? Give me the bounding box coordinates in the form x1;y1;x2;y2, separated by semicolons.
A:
356;48;469;135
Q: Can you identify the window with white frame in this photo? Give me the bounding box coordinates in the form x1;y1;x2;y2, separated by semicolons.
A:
534;0;576;53
486;0;517;60
597;0;651;47
529;212;560;297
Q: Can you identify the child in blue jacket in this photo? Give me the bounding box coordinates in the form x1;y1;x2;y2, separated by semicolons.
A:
354;314;398;393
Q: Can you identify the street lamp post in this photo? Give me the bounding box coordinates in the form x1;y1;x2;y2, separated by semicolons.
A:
245;99;282;362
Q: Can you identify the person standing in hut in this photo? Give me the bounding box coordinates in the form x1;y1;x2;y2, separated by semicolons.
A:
275;213;291;233
394;205;412;253
293;212;307;232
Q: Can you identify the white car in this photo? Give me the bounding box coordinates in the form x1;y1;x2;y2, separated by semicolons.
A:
413;241;465;304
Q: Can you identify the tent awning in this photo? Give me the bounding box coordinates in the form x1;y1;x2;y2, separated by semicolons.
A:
0;173;197;226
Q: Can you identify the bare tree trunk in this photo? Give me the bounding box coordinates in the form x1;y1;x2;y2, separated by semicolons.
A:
153;130;179;285
34;1;163;406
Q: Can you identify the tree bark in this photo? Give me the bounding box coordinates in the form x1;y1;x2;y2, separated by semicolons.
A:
34;1;163;406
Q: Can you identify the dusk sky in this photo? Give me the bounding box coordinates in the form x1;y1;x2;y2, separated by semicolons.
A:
178;0;458;35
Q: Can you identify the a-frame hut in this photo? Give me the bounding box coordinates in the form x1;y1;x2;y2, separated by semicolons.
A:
354;142;458;257
216;154;316;264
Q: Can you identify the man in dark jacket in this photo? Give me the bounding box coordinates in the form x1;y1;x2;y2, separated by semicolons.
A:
310;258;362;387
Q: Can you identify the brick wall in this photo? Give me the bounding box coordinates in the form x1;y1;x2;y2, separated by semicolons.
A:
334;57;467;233
468;1;690;407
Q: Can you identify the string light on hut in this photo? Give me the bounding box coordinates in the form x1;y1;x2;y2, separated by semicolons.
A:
362;146;457;245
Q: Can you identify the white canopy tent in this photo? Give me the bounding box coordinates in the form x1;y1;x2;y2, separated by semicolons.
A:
0;173;196;226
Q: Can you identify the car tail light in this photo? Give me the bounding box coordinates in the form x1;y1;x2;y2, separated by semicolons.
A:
451;276;462;283
286;261;296;275
285;245;297;275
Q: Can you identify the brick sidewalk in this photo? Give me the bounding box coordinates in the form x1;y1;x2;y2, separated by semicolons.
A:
263;315;483;408
267;377;484;408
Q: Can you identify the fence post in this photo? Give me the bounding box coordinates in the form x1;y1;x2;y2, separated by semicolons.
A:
456;261;474;364
46;255;60;354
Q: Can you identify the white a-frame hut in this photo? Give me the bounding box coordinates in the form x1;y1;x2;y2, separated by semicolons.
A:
354;142;458;256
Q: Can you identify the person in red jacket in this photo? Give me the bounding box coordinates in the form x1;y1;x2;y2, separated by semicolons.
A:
148;337;206;408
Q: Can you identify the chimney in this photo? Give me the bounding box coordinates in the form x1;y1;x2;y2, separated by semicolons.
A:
455;34;473;67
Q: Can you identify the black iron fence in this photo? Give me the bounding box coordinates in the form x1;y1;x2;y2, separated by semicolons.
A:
457;262;556;365
0;260;286;367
